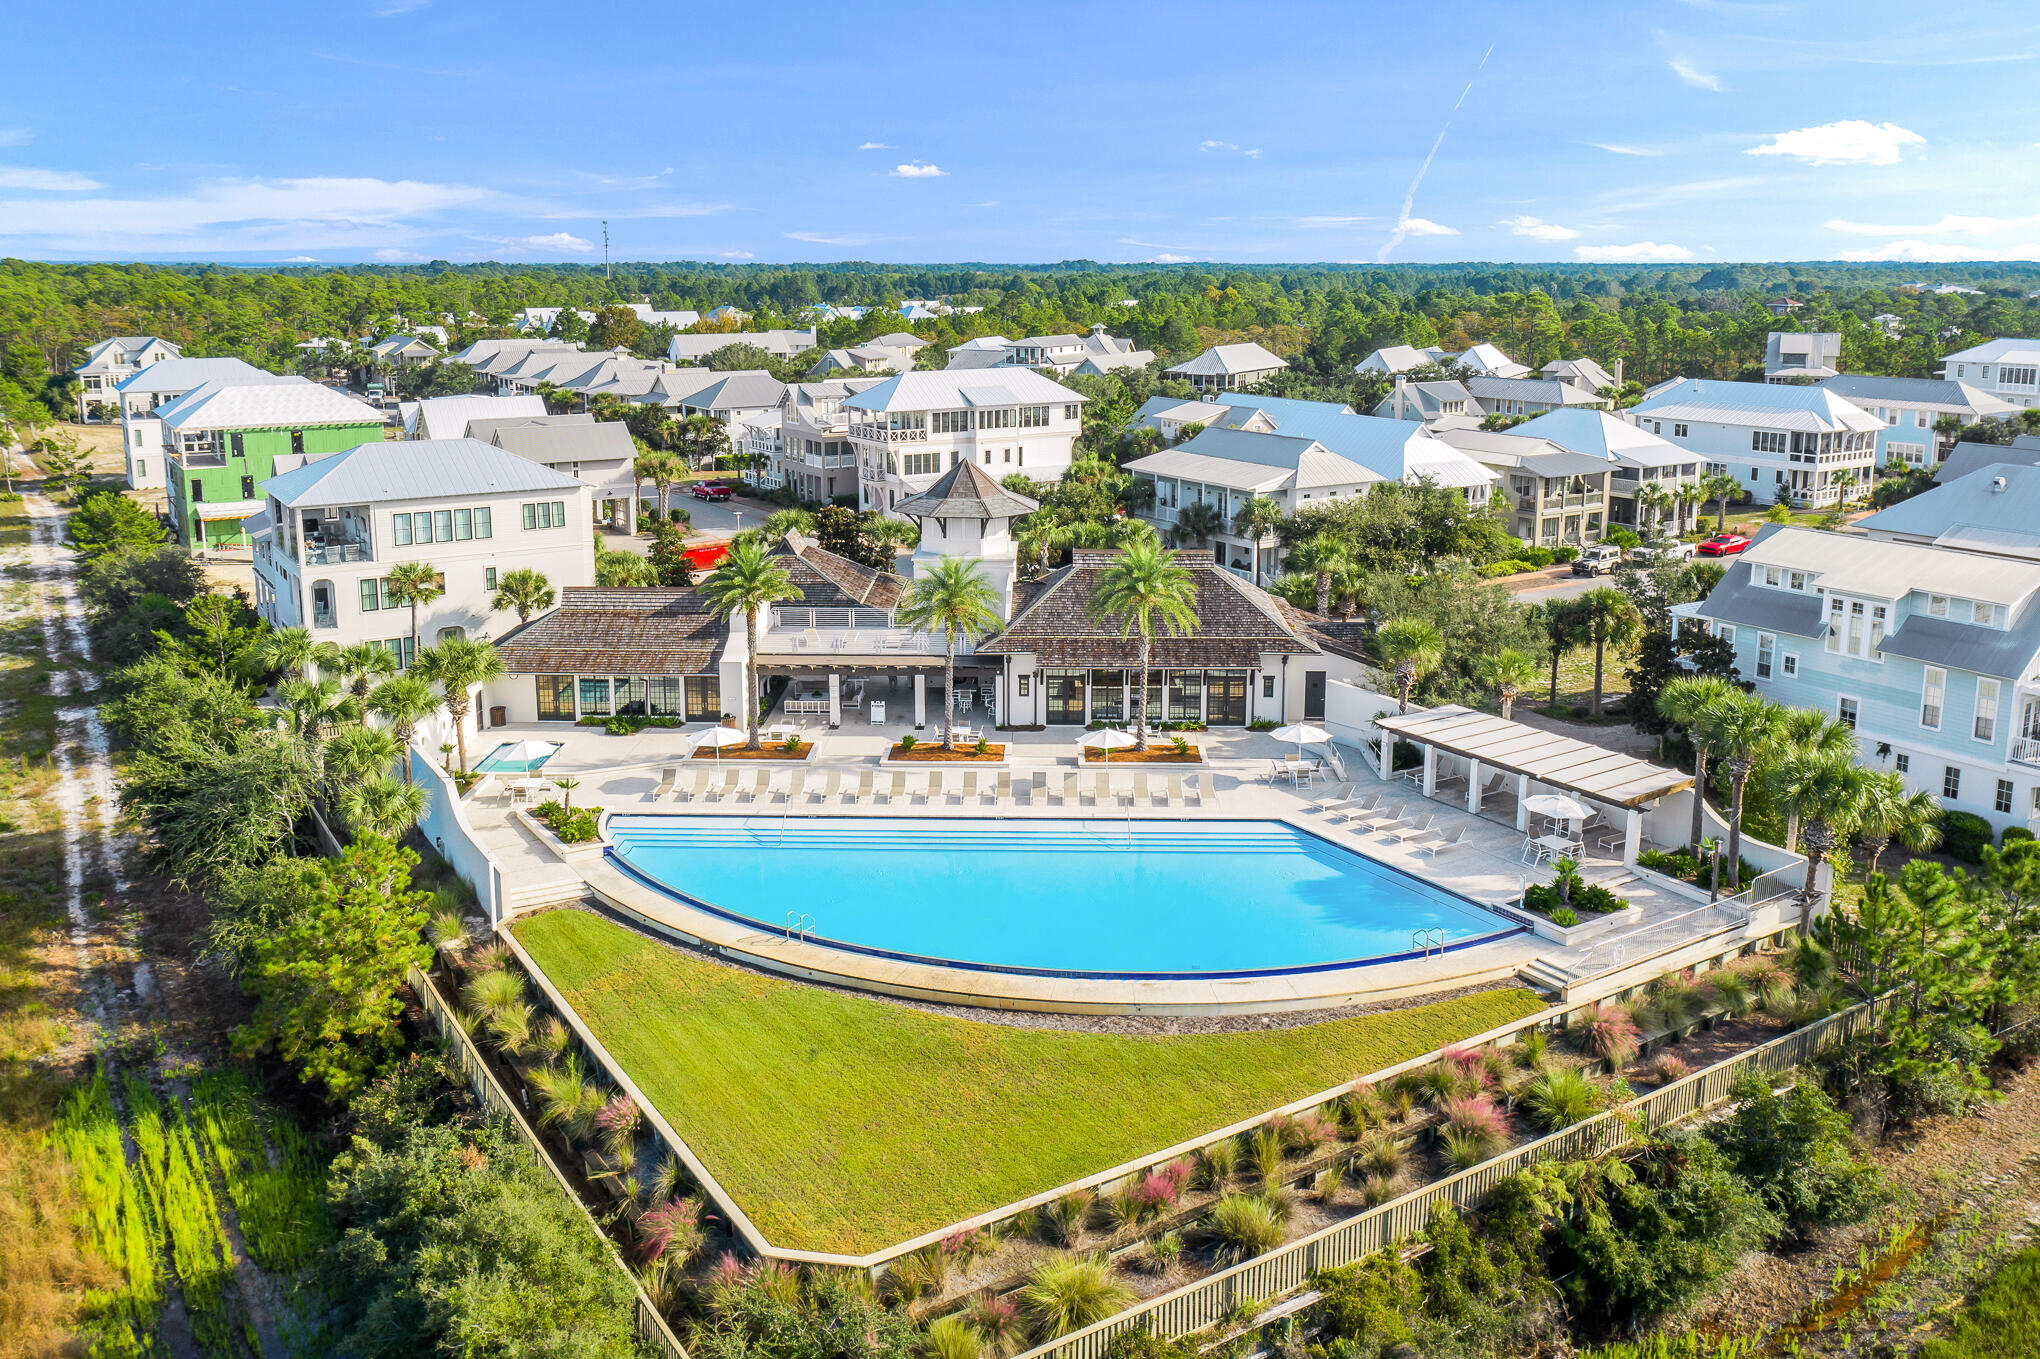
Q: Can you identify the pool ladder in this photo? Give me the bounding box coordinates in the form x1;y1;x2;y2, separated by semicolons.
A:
784;911;814;943
1410;928;1446;958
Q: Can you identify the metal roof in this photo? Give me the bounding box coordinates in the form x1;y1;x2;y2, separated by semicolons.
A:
1741;524;2040;607
1375;705;1694;808
1817;374;2019;417
114;357;282;396
1630;377;1883;434
399;394;545;441
156;377;383;431
1688;561;1826;638
1123;445;1297;493
1165;342;1287;377
260;437;586;507
842;368;1083;413
1859;464;2040;547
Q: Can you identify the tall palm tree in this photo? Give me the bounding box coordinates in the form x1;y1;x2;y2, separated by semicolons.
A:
1173;501;1225;551
335;640;396;707
1854;770;1944;878
1696;690;1785;891
1375;616;1444;714
340;774;429;840
385;561;443;657
637;447;684;519
1577;587;1642;716
412;637;507;776
1231;496;1285;584
254;625;339;683
1635;483;1678;537
1702;471;1742;534
1772;707;1858;851
1657;674;1735;850
492;568;555;624
897;558;1003;752
366;673;439;782
1287;533;1351;617
277;676;355;739
699;540;804;751
1476;647;1540;720
1086;541;1200;752
1765;746;1871;925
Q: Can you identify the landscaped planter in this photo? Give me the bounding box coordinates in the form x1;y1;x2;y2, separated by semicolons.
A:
1082;747;1203;764
888;743;1008;762
1526;909;1631;946
516;807;606;862
690;741;814;761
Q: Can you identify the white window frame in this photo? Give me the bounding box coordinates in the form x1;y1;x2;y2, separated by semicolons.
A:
1756;632;1775;679
1921;665;1945;731
1975;676;2001;743
1837;695;1860;729
1781;652;1798;677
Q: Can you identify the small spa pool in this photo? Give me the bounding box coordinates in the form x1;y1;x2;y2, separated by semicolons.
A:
603;816;1521;979
473;741;561;774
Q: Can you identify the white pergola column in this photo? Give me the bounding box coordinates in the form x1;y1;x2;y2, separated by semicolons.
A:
1421;743;1438;797
1466;758;1481;814
828;672;841;728
1378;724;1393;780
1516;774;1531;832
913;672;927;729
1623;808;1644;866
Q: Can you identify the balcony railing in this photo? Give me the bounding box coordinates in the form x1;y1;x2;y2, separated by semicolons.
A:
848;422;928;443
304;541;370;566
312;608;337;630
2012;738;2040;767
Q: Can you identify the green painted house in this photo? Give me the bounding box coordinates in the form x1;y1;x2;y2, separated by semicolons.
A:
158;378;385;549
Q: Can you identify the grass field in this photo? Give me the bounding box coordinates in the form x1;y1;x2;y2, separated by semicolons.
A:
511;908;1544;1255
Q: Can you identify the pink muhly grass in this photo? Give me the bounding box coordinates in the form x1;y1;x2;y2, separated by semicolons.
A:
1582;1003;1640;1067
1441;1045;1484;1076
1438;1095;1508;1144
638;1196;702;1262
1138;1170;1182;1212
710;1250;745;1291
1161;1156;1196;1191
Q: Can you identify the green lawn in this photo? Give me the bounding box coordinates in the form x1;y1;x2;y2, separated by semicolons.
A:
511;909;1544;1254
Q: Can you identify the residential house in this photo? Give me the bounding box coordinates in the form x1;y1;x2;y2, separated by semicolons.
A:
1372;378;1483;423
1765;298;1805;317
1858;462;2040;557
1541;357;1619;395
73;337;182;421
1874;313;1905;337
1939;339;2040;410
1353;344;1449;375
1464;375;1611;419
1430;428;1613;545
1815;375;2021;468
983;325;1153;376
1500;408;1704;532
1938;435;2040;484
1627;377;1881;508
669;371;787;429
943;336;1014;371
841;369;1087;517
398;394;546;441
159;379;385;551
1164;342;1288;392
665;329;817;363
450;337;585;377
368;333;443;371
1681;517;2040;835
465;412;643;531
113;357;288;492
250;438;594;670
772;378;887;503
808;341;921;377
1127;396;1268;444
514;303;701;334
1453;343;1531;379
1765;332;1841;383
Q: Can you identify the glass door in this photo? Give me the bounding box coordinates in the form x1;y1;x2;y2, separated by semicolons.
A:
1206;671;1248;725
1044;670;1086;725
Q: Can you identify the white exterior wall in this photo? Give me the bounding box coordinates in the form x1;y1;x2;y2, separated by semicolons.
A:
854;408;1082;518
1944;357;2040;410
122;412;168;491
1633;415;1875;507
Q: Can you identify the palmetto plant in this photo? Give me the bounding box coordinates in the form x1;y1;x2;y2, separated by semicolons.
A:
1286;532;1350;616
1520;1066;1597;1132
366;673;438;783
323;723;402;790
1172;500;1225;548
1086;540;1200;752
491;567;556;624
1375;615;1443;714
385;561;444;655
1634;482;1678;537
1765;745;1873;925
1854;769;1943;877
1477;647;1540;720
255;625;339;683
1702;470;1742;532
1773;706;1859;851
278;676;355;739
334;639;396;706
1576;587;1641;717
699;540;804;751
897;557;1003;752
412;636;507;775
338;774;427;840
1657;674;1736;850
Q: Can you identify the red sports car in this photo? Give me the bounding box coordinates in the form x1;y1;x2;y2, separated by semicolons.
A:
1696;533;1751;557
691;483;733;501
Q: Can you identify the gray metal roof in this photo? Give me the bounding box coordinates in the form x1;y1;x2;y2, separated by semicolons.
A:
1877;607;2040;681
677;371;786;411
1689;561;1826;638
114;357;280;396
474;415;636;467
1165;342;1287;377
1375;705;1694;808
1860;463;2040;546
1938;441;2040;485
1818;374;2018;416
260;437;586;507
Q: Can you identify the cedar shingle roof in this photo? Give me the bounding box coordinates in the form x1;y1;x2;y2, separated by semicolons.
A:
894;460;1040;520
768;535;907;608
979;549;1322;668
494;587;726;677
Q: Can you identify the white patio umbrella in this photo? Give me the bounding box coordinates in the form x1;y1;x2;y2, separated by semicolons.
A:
692;727;750;760
1523;793;1591;833
1269;723;1333;760
1079;728;1137;762
495;739;561;769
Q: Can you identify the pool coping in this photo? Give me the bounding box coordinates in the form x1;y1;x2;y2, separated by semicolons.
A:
560;811;1541;1015
599;814;1526;982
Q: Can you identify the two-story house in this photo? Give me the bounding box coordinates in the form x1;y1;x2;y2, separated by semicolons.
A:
842;369;1087;517
250;438;595;666
1815;375;2020;469
159;379;385;551
950;325;1154;376
113;357;290;493
1432;428;1613;545
398;394;546;441
1353;344;1450;375
464;412;642;531
1464;375;1611;419
1372;378;1483;423
1502;409;1704;533
72;337;181;421
771;378;886;503
1627;377;1881;508
1765;332;1841;383
1164;343;1288;392
1541;357;1618;395
1939;339;2040;409
666;329;817;364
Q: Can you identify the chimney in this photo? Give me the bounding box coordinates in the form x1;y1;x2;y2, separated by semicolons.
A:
1614;358;1624;389
1993;476;2008;493
1393;372;1408;420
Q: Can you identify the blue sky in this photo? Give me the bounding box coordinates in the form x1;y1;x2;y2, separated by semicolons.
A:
4;0;2038;265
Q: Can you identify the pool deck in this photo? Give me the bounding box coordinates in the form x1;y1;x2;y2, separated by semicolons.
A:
461;721;1756;1014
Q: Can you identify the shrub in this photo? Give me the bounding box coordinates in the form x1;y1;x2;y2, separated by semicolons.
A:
1552;546;1579;563
1521;1067;1597;1132
967;1291;1025;1355
1439;1095;1508;1146
1943;809;1991;863
1650;1054;1691;1086
899;734;916;751
1708;1074;1881;1230
1149;1232;1184;1267
1205;1194;1284;1262
1252;1126;1286;1186
1551;907;1578;927
1356;1131;1404;1180
1313;1162;1347;1203
924;1316;984;1359
973;736;990;756
1197;1139;1238;1192
1704;969;1751;1015
1579;1003;1639;1068
1515;1027;1548;1069
638;1196;704;1265
2003;826;2036;847
1440;1127;1496;1170
1360;1173;1398;1206
1521;545;1555;568
1021;1254;1134;1338
1037;1190;1092;1247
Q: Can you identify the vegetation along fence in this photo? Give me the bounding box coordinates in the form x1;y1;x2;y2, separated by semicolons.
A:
1006;995;1888;1359
408;965;690;1359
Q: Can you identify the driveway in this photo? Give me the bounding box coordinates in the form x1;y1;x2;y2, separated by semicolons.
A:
1504;567;1606;602
605;491;785;555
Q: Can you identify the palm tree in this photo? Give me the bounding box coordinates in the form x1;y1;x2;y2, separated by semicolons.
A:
1772;707;1858;851
762;508;816;540
1854;770;1943;878
385;561;443;656
1086;541;1200;752
596;549;661;586
1287;533;1350;617
1702;471;1741;534
254;625;338;683
1375;616;1443;714
1231;496;1285;584
1765;747;1871;924
412;637;507;776
1657;674;1735;850
277;676;355;739
1695;690;1785;891
1476;648;1540;720
699;541;804;751
637;447;684;519
1577;587;1641;717
323;723;403;792
492;568;555;624
1635;483;1678;537
366;673;438;782
335;640;396;707
340;774;429;840
1173;501;1225;551
897;558;1003;752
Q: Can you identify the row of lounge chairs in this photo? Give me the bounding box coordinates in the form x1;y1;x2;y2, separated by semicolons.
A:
651;766;1210;809
1304;789;1469;859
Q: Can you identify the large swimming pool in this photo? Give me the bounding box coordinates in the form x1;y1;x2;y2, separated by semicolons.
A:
603;816;1521;979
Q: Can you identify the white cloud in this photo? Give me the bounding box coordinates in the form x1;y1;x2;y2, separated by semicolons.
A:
1746;120;1924;166
376;0;430;13
0;166;101;191
1668;59;1721;91
1400;217;1458;237
891;161;945;178
1199;140;1263;158
1293;215;1376;229
1152;254;1199;264
285;256;318;263
504;232;593;254
718;250;755;260
857;141;892;151
1825;212;2040;236
784;231;866;246
1573;241;1694;262
1592;142;1662;156
1837;239;2040;262
0;129;30;148
1500;215;1579;241
371;247;426;262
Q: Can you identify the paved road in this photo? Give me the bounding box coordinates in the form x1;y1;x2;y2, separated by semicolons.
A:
1505;569;1606;603
605;490;785;556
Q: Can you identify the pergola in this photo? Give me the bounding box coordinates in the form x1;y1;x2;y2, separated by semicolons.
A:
1374;705;1695;863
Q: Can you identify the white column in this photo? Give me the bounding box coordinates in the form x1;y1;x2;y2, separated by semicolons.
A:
1623;808;1644;866
913;672;927;729
1466;758;1481;814
828;672;841;728
1516;774;1531;832
1377;723;1393;780
1421;743;1438;797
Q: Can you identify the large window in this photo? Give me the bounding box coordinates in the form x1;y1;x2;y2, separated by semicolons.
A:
1976;677;2000;742
1019;405;1049;428
1922;666;1945;730
931;410;971;434
979;408;1015;431
1751;430;1787;454
1167;670;1204;723
578;677;611;716
522;500;567;530
611;676;649;717
536;675;575;721
1088;669;1126;723
902;451;939;476
1756;633;1775;680
646;677;684;718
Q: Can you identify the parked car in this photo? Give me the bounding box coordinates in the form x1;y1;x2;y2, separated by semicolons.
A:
1628;541;1696;564
1696;533;1752;557
1571;544;1624;576
692;483;733;501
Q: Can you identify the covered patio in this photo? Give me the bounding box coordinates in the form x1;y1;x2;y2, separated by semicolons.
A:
1373;706;1694;866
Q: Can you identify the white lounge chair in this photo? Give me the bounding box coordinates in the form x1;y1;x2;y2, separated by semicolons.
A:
877;770;906;804
1182;773;1206;807
1306;783;1355;812
953;771;977;805
1083;772;1106;807
1057;771;1079;807
809;770;839;804
1324;794;1383;825
923;770;946;805
650;766;677;801
1157;773;1176;807
843;769;874;803
797;768;825;801
1132;771;1151;807
1379;814;1437;844
1349;801;1408;833
765;770;793;803
987;771;1011;805
734;770;768;804
1410;825;1469;858
703;769;741;803
1110;774;1135;807
674;769;711;803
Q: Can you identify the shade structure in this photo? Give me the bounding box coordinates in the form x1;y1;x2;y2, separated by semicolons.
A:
692;727;750;756
1523;793;1591;821
495;739;561;764
1079;728;1137;753
1269;724;1333;746
1374;705;1693;809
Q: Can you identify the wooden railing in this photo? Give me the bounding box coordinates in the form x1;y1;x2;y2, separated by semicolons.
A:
1005;996;1886;1359
408;965;690;1359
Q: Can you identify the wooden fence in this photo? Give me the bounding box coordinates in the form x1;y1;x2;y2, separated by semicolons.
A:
1005;995;1886;1359
409;965;690;1359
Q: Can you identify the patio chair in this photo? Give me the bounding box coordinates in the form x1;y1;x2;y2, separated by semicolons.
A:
1305;783;1355;813
987;771;1010;805
1182;774;1206;807
1349;802;1409;833
1324;794;1383;825
952;771;977;805
1411;826;1470;859
843;769;874;803
877;770;906;805
1380;814;1437;844
1473;772;1512;812
733;770;768;804
1132;771;1151;807
765;770;793;802
650;766;677;801
1084;772;1107;807
1158;773;1177;807
703;769;741;803
1109;773;1135;807
674;769;711;803
797;768;825;801
923;770;946;804
809;770;840;804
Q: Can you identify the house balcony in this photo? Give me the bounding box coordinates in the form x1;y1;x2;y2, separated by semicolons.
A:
2011;737;2040;768
303;540;371;566
312;606;338;630
848;423;928;443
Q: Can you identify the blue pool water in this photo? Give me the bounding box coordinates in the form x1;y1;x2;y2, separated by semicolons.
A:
474;742;560;774
604;817;1520;979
